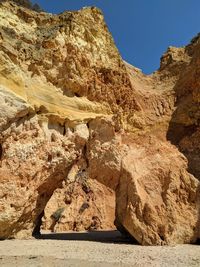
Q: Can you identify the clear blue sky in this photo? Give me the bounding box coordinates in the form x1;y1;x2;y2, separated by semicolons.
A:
32;0;200;74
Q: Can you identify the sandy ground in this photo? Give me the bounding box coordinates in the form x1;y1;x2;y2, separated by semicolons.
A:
0;231;200;267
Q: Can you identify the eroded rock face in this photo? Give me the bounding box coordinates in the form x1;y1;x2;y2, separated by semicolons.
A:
42;179;115;232
0;0;200;245
116;135;199;245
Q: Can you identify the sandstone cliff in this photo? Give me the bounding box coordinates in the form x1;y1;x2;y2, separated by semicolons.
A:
0;0;199;245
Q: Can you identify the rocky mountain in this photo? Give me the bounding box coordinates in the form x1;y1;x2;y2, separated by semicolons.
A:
0;0;199;245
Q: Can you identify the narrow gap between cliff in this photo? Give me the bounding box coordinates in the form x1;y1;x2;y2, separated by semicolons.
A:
33;185;136;244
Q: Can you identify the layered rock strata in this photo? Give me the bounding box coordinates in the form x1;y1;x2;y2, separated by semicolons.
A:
0;0;199;245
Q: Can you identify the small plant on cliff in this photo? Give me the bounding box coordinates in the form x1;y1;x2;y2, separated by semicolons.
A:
79;202;90;214
75;170;91;194
190;33;200;44
51;207;65;221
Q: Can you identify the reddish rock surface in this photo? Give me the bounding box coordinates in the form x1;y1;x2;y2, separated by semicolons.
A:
42;179;115;232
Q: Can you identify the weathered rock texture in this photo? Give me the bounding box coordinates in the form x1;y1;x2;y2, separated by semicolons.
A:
0;0;200;245
42;178;115;232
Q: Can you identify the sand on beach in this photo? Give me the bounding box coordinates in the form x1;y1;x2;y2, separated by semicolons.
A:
0;231;200;267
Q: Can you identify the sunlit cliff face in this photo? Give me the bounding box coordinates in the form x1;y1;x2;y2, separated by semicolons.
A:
0;0;200;245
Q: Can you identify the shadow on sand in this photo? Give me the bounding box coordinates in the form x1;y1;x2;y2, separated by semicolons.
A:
39;230;136;244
